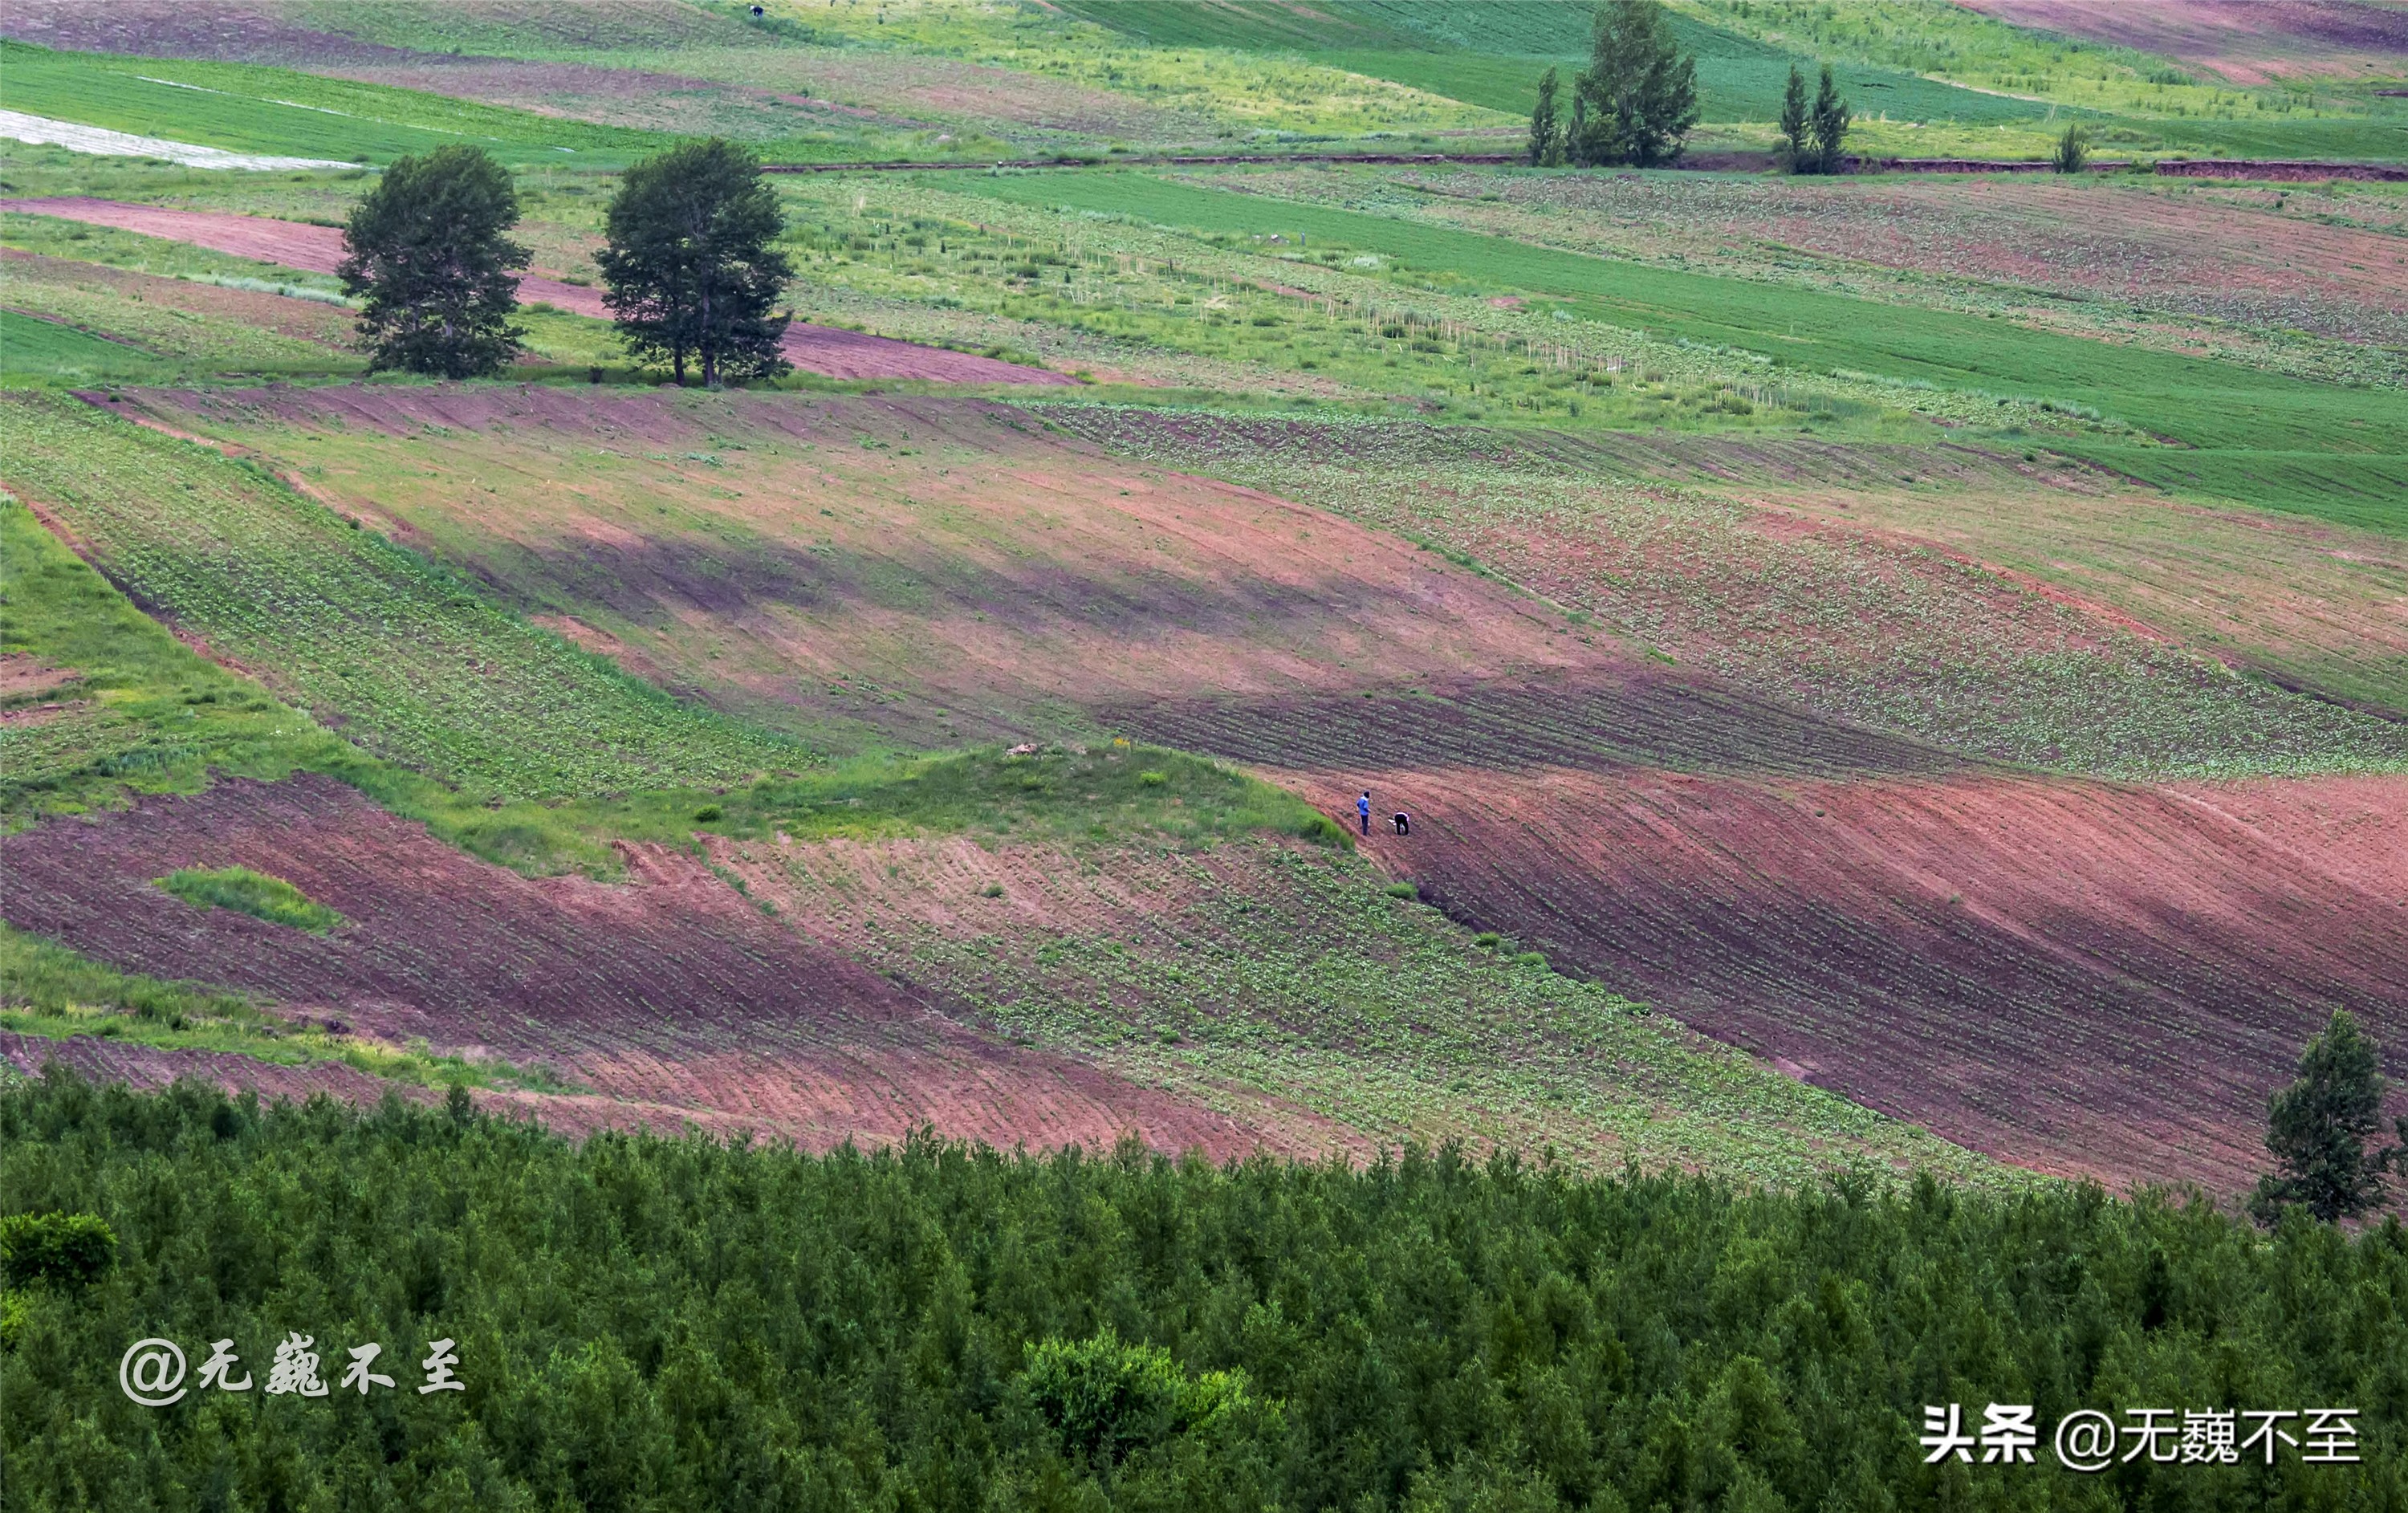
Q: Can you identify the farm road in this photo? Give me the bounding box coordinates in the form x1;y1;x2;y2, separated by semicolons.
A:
0;197;1074;384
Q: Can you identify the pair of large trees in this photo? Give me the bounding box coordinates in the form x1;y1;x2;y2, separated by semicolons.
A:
341;140;792;385
1527;0;1699;169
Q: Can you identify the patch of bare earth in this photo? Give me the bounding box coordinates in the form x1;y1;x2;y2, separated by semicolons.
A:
0;200;1072;384
0;774;1341;1156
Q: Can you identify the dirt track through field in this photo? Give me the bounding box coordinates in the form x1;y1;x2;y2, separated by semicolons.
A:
0;774;1344;1156
0;198;1073;384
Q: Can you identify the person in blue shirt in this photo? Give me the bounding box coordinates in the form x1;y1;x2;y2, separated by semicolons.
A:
1357;792;1372;836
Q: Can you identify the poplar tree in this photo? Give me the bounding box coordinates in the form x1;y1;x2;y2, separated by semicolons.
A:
1778;64;1810;170
1528;67;1564;167
1808;65;1851;174
598;137;794;387
338;145;527;377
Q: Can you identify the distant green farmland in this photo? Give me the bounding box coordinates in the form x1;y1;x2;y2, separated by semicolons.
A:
959;169;2407;531
0;43;665;167
1053;0;2051;124
0;309;162;384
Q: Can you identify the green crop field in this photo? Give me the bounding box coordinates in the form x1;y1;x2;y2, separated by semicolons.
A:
0;42;669;168
0;309;165;384
959;169;2408;530
1056;0;2055;126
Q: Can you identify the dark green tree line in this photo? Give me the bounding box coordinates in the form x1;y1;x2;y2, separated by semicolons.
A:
5;1069;2405;1511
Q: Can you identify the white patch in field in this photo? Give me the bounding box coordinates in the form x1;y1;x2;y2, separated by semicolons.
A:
0;110;359;170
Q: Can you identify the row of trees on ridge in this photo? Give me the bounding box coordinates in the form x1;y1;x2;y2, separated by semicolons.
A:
338;140;794;384
1527;1;1856;174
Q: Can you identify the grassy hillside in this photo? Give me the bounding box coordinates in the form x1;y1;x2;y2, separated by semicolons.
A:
961;169;2408;531
0;41;669;167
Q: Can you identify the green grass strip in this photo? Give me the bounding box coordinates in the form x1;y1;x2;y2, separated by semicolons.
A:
0;41;666;168
957;169;2408;529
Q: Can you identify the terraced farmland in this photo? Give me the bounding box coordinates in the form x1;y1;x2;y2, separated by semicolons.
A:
85;380;2406;1193
4;0;2405;1210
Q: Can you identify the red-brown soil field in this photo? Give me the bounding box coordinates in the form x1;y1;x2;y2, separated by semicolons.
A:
1957;0;2408;84
1318;167;2408;348
124;384;1597;749
1134;730;2408;1190
0;773;1342;1157
0;198;1076;384
86;381;2408;1190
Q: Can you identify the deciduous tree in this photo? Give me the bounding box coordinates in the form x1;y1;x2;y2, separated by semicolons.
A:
338;145;527;377
1778;64;1810;170
1528;67;1564;167
1568;0;1698;168
598;138;794;387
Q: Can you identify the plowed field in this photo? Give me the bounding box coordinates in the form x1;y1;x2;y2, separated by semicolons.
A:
0;198;1074;384
58;386;2408;1190
1143;746;2408;1190
125;385;1597;750
0;773;1336;1157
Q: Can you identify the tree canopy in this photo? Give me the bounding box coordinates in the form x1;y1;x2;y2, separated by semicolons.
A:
1527;66;1564;168
5;1070;2405;1511
1567;0;1698;169
2252;1009;2407;1225
1809;65;1853;175
597;138;794;387
337;145;527;378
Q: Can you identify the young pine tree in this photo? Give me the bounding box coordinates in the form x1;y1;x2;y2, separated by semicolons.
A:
1808;65;1851;175
598;138;795;387
2251;1009;2406;1225
1574;0;1699;167
1778;64;1810;171
338;145;527;377
2051;122;2091;173
1528;67;1564;167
